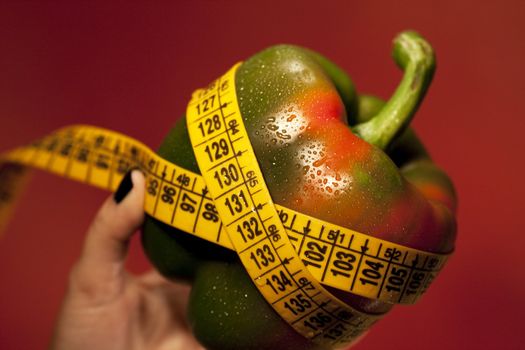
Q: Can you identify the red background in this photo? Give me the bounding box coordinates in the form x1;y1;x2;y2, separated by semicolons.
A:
1;1;524;349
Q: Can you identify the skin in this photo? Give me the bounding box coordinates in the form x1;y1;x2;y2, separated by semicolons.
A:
51;170;204;350
142;32;457;350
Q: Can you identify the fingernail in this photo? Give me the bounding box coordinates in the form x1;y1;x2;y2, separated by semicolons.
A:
114;170;134;204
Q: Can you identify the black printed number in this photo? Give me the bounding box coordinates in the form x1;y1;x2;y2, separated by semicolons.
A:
198;114;221;136
161;185;176;204
303;312;332;332
147;179;159;196
236;217;263;243
204;139;229;162
265;271;293;294
213;164;239;189
283;294;312;316
359;260;385;286
202;203;219;222
330;251;357;278
385;267;408;293
302;241;328;269
249;244;275;269
180;193;197;213
195;95;215;114
405;272;426;296
224;190;249;215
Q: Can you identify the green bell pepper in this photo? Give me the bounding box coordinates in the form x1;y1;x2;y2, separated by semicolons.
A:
141;31;456;350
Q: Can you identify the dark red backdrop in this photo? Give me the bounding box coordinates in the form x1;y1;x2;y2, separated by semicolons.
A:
1;1;524;349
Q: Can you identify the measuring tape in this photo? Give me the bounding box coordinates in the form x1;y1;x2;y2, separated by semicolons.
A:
0;63;450;347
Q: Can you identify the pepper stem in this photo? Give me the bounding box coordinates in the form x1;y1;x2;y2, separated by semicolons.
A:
353;31;435;151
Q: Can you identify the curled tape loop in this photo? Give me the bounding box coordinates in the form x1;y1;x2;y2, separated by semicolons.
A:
0;63;449;347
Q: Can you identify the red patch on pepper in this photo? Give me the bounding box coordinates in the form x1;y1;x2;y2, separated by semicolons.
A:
301;88;345;123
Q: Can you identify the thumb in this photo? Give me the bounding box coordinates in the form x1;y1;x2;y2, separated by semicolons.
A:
69;169;145;301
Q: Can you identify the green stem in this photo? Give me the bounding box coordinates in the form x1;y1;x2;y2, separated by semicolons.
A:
352;31;435;151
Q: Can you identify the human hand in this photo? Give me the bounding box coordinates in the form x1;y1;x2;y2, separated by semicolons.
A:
50;170;204;350
49;169;365;350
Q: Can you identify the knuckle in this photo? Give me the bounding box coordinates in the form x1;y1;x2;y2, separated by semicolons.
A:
67;262;124;304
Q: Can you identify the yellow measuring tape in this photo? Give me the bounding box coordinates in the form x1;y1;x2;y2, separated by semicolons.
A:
0;63;449;347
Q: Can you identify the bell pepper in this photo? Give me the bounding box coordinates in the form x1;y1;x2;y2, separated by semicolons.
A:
141;31;457;350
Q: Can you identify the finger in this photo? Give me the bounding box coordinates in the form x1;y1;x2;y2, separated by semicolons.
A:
69;169;145;300
83;169;145;263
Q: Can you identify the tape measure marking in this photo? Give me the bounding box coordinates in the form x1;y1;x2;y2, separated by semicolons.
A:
187;63;383;347
0;124;447;305
0;71;448;311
